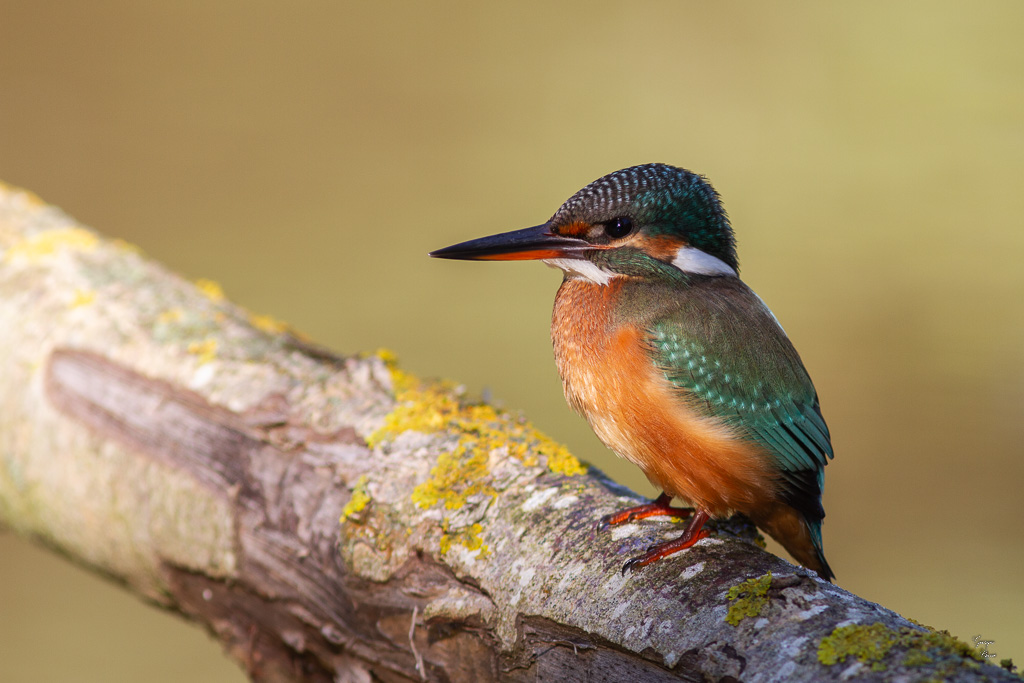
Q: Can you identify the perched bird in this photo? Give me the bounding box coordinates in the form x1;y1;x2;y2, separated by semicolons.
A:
430;164;834;581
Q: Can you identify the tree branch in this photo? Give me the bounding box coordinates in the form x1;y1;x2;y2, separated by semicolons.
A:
0;182;1015;682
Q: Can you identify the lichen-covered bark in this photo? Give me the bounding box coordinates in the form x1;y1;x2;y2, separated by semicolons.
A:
0;182;1017;683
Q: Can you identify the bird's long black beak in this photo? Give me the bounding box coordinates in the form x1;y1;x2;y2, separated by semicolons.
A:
429;223;587;261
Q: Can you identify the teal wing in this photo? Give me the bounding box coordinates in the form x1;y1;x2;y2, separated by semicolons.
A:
646;279;833;523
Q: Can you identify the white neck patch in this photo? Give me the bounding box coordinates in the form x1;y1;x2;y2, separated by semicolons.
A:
543;258;617;285
671;245;737;277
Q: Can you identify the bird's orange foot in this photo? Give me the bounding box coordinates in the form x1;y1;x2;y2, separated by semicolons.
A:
598;492;693;530
620;509;711;574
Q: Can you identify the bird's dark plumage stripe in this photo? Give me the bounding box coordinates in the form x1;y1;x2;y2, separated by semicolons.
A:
779;467;826;521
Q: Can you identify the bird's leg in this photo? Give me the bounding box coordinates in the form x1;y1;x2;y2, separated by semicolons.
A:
621;509;711;574
599;492;693;529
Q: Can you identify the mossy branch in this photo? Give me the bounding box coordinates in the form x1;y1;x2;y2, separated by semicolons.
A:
0;182;1016;682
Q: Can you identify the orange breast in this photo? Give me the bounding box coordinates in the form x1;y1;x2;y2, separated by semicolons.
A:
551;278;779;517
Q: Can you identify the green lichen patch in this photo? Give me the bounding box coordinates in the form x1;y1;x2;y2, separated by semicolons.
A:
818;622;987;675
340;475;371;522
906;627;985;662
818;623;896;671
725;571;772;626
902;650;933;667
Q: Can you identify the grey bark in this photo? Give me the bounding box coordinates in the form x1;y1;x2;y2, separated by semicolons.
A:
0;182;1016;683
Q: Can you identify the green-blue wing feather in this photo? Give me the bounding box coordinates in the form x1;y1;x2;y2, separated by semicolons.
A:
644;278;834;522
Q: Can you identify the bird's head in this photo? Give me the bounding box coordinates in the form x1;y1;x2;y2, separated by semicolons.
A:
430;163;738;284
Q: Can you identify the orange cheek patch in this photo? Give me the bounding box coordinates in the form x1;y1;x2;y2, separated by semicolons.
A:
556;221;593;238
635;234;686;261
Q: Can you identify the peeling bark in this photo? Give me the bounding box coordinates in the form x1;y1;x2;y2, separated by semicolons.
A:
0;182;1017;682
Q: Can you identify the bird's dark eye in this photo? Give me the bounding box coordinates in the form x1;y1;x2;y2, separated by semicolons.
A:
603;216;634;239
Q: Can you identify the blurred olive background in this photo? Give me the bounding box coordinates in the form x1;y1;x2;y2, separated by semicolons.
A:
1;1;1022;680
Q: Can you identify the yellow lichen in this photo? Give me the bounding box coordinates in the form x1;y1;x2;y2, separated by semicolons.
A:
411;444;497;510
370;349;419;394
187;338;218;364
2;184;45;207
70;289;95;307
375;348;399;366
5;227;98;262
249;312;289;334
725;572;772;626
111;238;143;254
369;354;587;489
195;278;225;302
539;440;586;476
373;376;586;510
340;475;371;521
367;351;585;559
439;522;490;558
157;308;184;324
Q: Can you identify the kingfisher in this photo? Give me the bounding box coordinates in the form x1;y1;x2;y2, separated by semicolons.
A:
430;163;834;581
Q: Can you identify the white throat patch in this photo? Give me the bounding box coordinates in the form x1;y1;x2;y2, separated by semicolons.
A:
671;246;737;277
543;258;616;285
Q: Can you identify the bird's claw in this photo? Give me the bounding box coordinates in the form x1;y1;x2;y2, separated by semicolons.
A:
619;541;671;575
599;510;637;530
618;529;712;575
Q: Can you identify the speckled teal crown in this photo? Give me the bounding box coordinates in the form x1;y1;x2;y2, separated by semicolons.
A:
550;163;738;271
